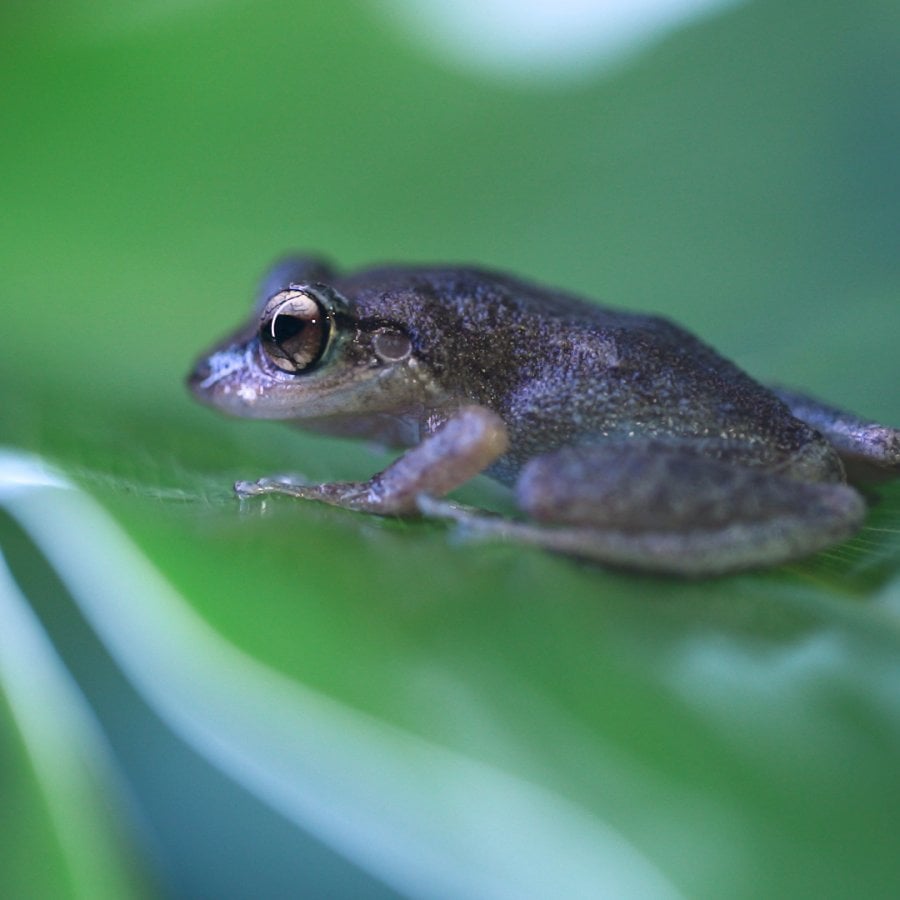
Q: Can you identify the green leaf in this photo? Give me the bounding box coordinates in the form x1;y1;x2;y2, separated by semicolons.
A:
0;525;153;900
1;0;898;897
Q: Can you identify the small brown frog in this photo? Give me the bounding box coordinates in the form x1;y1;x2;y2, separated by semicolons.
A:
189;257;899;575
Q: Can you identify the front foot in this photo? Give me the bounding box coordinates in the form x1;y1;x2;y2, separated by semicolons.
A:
234;405;509;516
235;476;385;512
235;475;306;497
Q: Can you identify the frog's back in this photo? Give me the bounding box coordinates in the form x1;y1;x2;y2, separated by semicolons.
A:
337;265;841;483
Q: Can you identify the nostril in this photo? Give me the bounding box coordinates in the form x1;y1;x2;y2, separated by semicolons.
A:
187;357;212;391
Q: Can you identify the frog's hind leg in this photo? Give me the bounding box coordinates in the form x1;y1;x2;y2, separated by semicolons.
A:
772;386;900;483
420;444;866;577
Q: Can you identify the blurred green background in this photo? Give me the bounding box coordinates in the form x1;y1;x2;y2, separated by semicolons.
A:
1;0;899;897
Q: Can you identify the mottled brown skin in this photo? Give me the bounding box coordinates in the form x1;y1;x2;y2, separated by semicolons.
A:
334;266;844;484
188;257;899;576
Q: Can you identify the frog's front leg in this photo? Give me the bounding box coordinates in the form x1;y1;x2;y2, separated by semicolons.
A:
236;406;508;515
422;443;866;576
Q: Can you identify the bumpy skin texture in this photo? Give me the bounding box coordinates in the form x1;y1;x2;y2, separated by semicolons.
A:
334;266;844;484
188;258;898;576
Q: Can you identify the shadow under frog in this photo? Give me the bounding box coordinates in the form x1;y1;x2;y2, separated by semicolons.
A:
188;257;899;577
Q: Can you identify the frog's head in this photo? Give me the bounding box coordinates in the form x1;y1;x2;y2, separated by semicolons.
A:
187;283;436;422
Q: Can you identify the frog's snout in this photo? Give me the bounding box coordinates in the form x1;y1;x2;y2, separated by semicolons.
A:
186;343;263;413
186;349;234;403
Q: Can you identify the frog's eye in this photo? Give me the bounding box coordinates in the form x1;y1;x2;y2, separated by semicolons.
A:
259;289;333;373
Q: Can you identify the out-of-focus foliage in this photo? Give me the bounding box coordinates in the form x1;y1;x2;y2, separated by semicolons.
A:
1;1;898;897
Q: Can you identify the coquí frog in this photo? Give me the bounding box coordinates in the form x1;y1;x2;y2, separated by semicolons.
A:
188;257;899;576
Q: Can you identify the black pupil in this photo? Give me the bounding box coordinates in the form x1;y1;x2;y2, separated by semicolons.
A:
273;312;312;344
